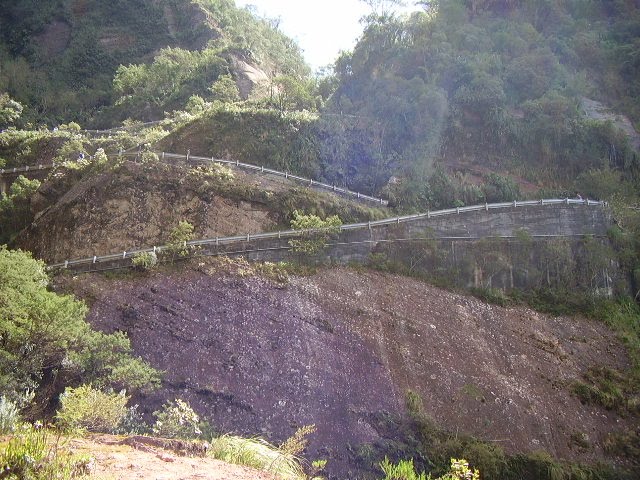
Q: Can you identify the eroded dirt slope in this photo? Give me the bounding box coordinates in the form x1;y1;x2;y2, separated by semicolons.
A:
59;262;633;478
19;161;380;263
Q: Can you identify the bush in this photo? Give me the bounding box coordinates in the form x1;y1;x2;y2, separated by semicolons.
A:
288;210;342;254
56;384;129;433
132;251;158;270
0;396;21;434
0;424;92;479
165;221;195;258
152;398;202;439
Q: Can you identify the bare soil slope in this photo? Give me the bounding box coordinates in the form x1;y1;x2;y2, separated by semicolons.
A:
58;261;634;478
19;161;380;263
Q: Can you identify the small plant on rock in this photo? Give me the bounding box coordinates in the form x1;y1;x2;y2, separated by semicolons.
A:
152;398;202;439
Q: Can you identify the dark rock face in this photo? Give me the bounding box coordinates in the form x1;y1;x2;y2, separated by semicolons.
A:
85;268;401;477
72;264;631;478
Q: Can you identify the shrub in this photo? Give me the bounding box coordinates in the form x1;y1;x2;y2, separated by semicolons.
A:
405;390;424;417
132;251;158;270
56;384;129;433
0;424;92;479
288;210;342;254
0;396;21;434
152;398;202;439
165;221;195;258
280;424;316;456
380;457;427;480
380;457;480;480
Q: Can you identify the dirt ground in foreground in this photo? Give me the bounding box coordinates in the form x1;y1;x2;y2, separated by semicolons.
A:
60;261;636;478
1;434;276;480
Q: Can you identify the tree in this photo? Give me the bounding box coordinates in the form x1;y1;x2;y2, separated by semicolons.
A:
0;93;23;127
360;0;407;16
0;247;160;404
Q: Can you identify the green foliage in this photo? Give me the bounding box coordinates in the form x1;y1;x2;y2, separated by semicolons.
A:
113;47;228;119
0;396;21;435
405;390;424;417
279;424;316;456
380;457;480;480
0;0;309;125
321;0;640;197
208;434;306;480
380;457;427;480
288;210;342;254
165;220;195;258
209;74;241;104
0;173;40;242
56;385;129;433
0;93;23;127
152;398;202;439
482;173;520;203
131;251;158;270
0;247;160;404
0;424;92;480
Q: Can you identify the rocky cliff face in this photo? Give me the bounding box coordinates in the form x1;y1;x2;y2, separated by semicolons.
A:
57;261;633;478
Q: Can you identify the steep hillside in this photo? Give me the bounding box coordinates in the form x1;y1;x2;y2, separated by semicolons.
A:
321;0;640;207
16;158;385;262
0;0;307;125
56;261;637;479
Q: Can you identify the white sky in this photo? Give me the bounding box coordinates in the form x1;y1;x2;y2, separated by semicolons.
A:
234;1;420;71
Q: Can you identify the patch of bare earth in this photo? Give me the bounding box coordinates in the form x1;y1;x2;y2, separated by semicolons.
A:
60;434;276;480
59;263;634;478
19;162;280;263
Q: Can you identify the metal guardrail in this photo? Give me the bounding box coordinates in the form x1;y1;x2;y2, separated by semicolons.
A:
122;151;389;205
0;163;54;175
1;150;388;205
47;198;606;271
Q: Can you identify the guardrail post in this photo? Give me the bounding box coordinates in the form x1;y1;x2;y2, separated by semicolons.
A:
216;237;219;246
162;152;165;160
93;256;97;264
513;200;517;207
153;246;157;253
427;210;431;218
540;199;544;205
357;192;361;198
286;172;289;179
247;233;250;241
261;165;264;173
368;221;371;230
565;198;569;205
122;251;127;259
456;207;460;214
236;159;239;166
186;150;190;161
397;217;400;224
64;260;68;269
485;203;488;211
310;179;313;186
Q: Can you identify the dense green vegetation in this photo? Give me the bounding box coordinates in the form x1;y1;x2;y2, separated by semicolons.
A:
0;247;160;410
320;0;640;207
355;407;637;480
0;0;307;125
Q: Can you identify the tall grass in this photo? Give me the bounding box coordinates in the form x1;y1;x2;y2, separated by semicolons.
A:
208;435;306;480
